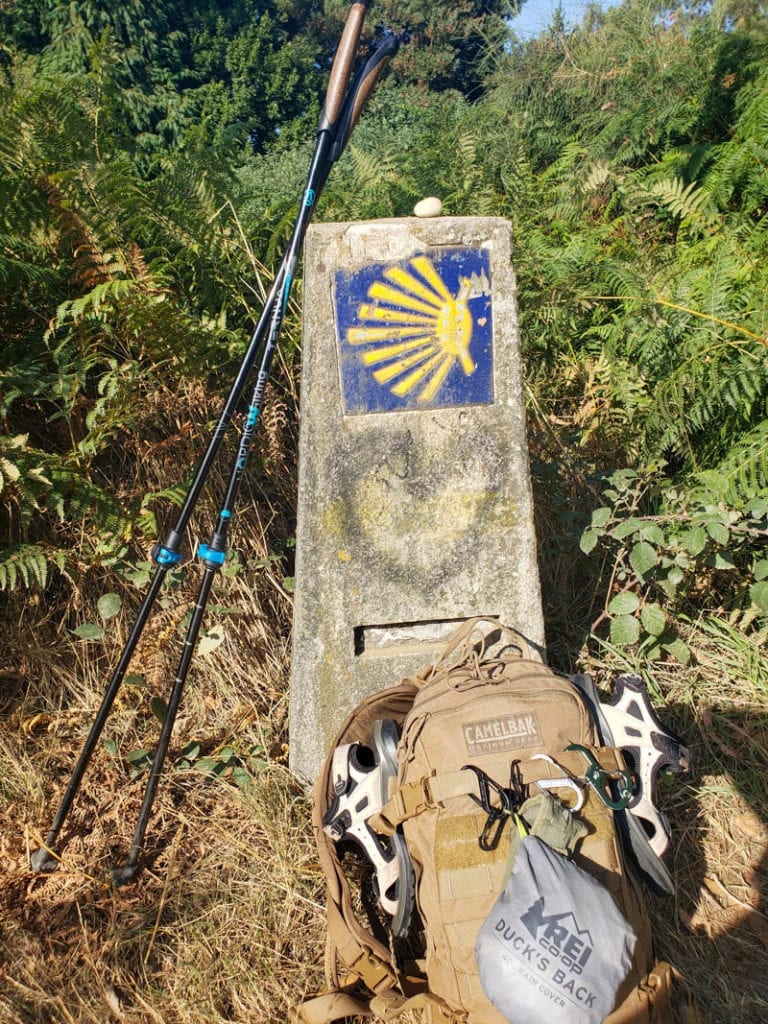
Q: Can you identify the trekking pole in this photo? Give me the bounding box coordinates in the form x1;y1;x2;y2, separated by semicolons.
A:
29;270;284;874
31;5;404;879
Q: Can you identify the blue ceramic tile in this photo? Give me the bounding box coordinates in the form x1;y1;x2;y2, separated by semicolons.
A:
334;248;493;415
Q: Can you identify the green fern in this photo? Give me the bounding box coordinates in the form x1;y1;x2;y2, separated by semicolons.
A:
345;143;401;215
0;544;67;592
53;278;135;329
717;420;768;505
644;177;719;236
0;434;53;531
707;55;768;216
650;350;764;463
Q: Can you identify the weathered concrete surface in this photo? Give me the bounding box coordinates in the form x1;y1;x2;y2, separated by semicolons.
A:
289;217;544;784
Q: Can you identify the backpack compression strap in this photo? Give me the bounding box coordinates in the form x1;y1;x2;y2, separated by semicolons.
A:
370;746;630;833
294;986;468;1024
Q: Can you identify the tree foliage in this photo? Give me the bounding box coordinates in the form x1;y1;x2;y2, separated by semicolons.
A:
0;0;513;154
1;0;767;660
479;0;768;650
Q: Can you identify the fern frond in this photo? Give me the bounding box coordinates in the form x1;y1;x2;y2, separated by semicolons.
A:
639;176;720;237
718;420;768;504
0;544;66;592
581;162;612;193
53;278;135;330
599;262;649;301
653;177;711;221
0;434;53;531
645;330;767;463
348;144;396;194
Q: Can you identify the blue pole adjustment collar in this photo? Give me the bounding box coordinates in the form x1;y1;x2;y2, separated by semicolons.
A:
197;544;226;566
152;545;183;567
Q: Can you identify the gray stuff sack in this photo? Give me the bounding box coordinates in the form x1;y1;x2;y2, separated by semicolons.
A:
475;834;637;1024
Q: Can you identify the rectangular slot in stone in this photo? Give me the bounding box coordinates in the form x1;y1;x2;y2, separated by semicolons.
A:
354;618;496;657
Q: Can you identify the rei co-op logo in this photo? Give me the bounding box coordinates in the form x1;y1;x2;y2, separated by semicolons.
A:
463;711;542;755
520;898;594;976
492;898;599;1014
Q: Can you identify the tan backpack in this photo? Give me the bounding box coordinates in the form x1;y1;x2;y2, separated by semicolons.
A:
295;619;687;1024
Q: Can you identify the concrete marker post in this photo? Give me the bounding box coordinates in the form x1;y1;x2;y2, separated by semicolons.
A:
289;216;544;783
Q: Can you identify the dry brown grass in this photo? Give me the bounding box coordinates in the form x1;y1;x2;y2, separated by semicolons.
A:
0;559;327;1024
0;773;326;1023
1;379;766;1022
0;376;329;1024
3;607;766;1023
582;616;768;1023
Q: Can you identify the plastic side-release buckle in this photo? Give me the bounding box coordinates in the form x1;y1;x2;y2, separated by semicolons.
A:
349;950;398;994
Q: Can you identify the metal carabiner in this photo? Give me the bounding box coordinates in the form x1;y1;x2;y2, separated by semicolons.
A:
462;764;511;814
531;753;586;811
508;759;528;808
566;743;634;810
462;764;512;851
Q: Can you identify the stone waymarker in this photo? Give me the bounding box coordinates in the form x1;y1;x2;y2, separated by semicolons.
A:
289;216;544;783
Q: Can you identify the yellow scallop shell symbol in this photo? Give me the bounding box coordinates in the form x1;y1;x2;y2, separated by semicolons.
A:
346;255;476;404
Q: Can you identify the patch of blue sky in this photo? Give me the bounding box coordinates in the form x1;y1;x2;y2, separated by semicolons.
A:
510;0;622;38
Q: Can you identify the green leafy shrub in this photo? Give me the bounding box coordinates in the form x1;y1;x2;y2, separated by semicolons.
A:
582;467;768;661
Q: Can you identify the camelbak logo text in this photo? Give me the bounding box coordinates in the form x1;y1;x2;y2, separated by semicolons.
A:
520;897;594;975
463;712;541;754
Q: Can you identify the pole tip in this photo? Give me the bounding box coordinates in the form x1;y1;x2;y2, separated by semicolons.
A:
30;847;58;872
111;861;140;886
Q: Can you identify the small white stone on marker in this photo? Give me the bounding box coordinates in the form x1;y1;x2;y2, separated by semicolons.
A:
413;196;443;218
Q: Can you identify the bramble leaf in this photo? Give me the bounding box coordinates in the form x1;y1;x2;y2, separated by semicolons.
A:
73;623;104;640
580;529;599;554
629;541;657;577
97;593;122;619
641;603;666;636
611;614;641;645
608;592;641;615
